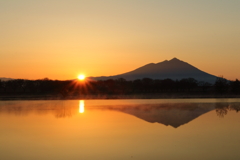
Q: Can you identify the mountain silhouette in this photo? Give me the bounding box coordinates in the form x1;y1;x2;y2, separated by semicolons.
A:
91;58;218;83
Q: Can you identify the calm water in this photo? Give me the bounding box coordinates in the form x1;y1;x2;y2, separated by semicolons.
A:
0;99;240;160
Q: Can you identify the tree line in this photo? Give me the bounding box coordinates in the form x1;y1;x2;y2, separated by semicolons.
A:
0;77;240;97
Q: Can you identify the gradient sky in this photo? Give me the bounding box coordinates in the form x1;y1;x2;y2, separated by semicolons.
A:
0;0;239;80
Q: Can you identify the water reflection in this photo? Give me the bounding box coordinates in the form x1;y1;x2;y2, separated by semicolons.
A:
90;103;215;128
0;101;77;118
0;100;240;128
215;103;240;117
1;100;240;160
87;102;240;127
79;100;85;113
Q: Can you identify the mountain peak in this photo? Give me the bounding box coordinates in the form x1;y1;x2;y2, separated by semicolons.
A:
169;57;181;62
157;58;181;64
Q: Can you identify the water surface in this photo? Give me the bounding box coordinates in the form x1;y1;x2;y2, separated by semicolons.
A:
0;99;240;160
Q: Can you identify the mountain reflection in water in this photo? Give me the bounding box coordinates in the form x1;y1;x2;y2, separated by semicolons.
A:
0;100;240;128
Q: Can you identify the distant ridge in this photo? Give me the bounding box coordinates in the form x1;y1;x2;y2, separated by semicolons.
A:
91;58;219;83
0;77;14;81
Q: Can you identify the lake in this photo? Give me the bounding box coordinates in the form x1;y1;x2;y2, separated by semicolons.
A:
0;99;240;160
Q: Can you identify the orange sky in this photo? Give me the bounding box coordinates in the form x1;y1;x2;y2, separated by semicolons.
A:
0;0;240;80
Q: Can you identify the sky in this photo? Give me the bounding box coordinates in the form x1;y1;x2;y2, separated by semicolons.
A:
0;0;240;80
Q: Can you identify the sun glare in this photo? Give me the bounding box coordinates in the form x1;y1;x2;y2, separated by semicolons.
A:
78;74;85;80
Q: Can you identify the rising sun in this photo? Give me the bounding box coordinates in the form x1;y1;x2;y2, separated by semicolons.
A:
78;74;85;80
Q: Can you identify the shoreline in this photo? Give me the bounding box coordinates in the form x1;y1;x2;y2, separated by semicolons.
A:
1;94;240;100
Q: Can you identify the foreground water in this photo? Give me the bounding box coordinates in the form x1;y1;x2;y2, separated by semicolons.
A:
0;99;240;160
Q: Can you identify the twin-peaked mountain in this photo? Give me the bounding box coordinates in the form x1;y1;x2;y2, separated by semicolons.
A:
92;58;218;83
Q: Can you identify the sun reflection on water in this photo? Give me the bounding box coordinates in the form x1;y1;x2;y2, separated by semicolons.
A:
79;100;85;113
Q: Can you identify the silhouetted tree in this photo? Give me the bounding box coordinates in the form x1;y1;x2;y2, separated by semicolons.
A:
230;79;240;94
133;79;142;92
142;78;154;92
214;77;229;94
179;78;198;91
198;81;212;92
2;76;240;98
0;80;2;92
160;79;175;91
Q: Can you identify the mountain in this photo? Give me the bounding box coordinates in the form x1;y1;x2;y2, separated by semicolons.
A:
91;58;218;83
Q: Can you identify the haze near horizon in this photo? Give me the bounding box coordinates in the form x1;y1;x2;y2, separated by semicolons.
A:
0;0;239;80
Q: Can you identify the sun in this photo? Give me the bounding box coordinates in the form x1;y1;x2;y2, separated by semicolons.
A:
78;74;85;80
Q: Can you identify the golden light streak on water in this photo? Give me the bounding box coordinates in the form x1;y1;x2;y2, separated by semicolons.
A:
79;100;84;113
